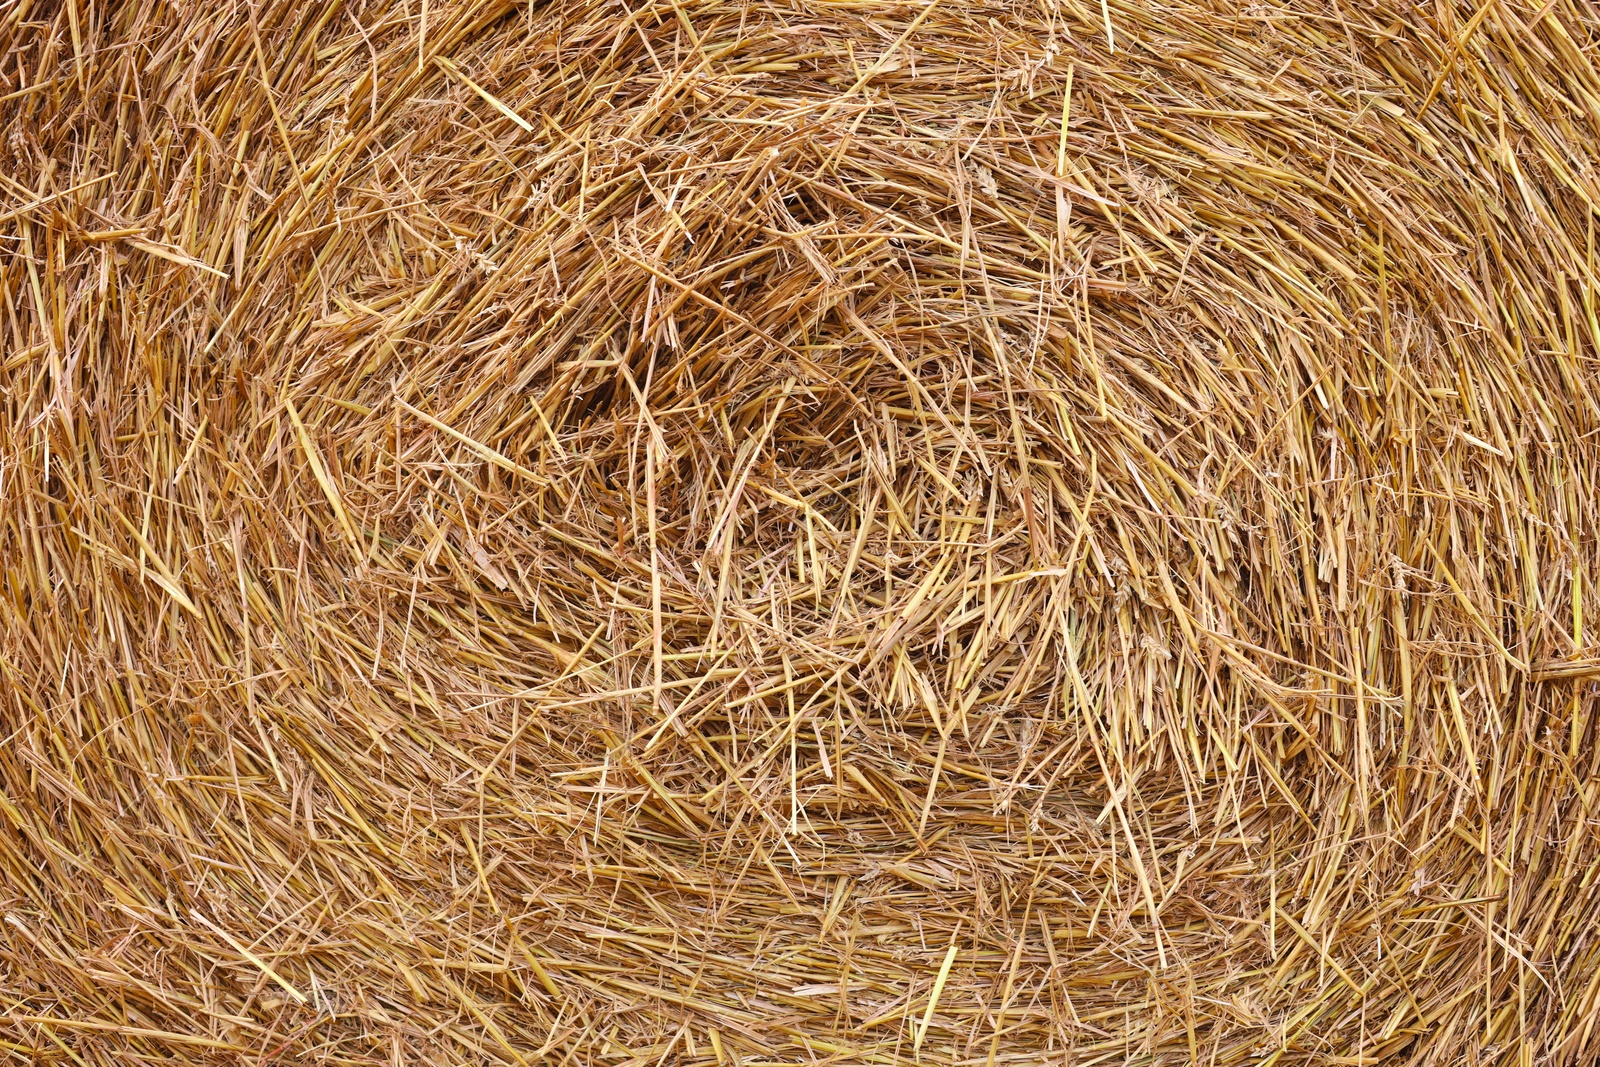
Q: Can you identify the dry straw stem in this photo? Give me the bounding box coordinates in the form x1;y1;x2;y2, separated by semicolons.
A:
3;0;1600;1063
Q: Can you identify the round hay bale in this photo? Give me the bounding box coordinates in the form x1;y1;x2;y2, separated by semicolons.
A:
2;0;1598;1063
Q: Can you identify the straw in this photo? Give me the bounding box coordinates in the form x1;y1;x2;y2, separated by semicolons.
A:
3;0;1600;1064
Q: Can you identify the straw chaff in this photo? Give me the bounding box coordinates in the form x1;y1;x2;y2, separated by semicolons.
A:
3;0;1600;1063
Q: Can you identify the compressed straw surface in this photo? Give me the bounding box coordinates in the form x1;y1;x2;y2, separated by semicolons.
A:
4;0;1600;1063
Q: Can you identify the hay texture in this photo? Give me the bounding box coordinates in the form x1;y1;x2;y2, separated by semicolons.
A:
5;0;1600;1062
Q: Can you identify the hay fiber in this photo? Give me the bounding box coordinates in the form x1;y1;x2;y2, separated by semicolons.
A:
5;0;1600;1062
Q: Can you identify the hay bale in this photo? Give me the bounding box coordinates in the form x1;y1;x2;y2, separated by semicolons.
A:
2;0;1598;1062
